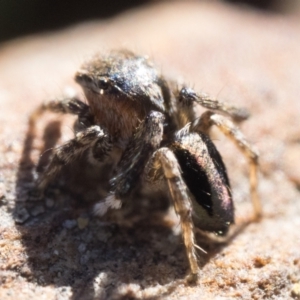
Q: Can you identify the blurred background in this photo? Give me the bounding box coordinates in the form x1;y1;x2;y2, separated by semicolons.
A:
1;0;300;43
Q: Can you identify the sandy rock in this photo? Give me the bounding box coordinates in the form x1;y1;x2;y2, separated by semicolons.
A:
1;2;300;299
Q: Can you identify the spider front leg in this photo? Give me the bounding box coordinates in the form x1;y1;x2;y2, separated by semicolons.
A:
94;111;164;216
193;111;262;220
29;97;93;133
36;125;112;193
178;86;250;122
145;147;200;282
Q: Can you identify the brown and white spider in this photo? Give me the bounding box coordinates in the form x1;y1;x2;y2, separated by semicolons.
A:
30;50;261;282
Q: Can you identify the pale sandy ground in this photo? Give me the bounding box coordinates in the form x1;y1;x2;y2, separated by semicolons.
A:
0;2;300;299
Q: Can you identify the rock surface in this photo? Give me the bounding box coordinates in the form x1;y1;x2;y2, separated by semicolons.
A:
0;2;300;299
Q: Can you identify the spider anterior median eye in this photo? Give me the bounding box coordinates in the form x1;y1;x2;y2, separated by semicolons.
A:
98;78;109;90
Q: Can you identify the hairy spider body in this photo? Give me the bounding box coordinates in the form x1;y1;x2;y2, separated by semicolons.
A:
30;50;261;281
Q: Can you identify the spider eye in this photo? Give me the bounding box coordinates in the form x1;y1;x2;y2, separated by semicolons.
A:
97;78;109;90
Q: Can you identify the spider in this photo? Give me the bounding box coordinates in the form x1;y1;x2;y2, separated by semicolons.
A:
29;50;261;282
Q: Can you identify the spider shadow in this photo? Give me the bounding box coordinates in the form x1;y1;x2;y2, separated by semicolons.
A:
14;120;186;299
14;119;252;300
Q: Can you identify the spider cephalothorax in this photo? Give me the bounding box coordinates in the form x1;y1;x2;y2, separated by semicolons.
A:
30;50;261;282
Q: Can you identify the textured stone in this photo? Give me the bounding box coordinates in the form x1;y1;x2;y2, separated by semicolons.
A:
1;2;300;299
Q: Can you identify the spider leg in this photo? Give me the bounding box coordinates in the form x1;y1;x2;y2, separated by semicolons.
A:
111;110;164;197
177;86;250;122
192;111;261;220
145;147;199;282
36;125;112;192
93;111;164;216
29;97;93;132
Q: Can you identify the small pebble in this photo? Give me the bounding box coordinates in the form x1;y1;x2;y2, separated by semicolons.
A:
292;283;300;298
78;243;87;253
77;217;89;229
80;252;90;265
14;207;30;223
63;219;77;229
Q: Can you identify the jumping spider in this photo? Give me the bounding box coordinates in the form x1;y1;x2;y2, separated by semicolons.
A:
30;50;261;282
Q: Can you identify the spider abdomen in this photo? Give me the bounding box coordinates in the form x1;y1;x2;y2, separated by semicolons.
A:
172;132;234;235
